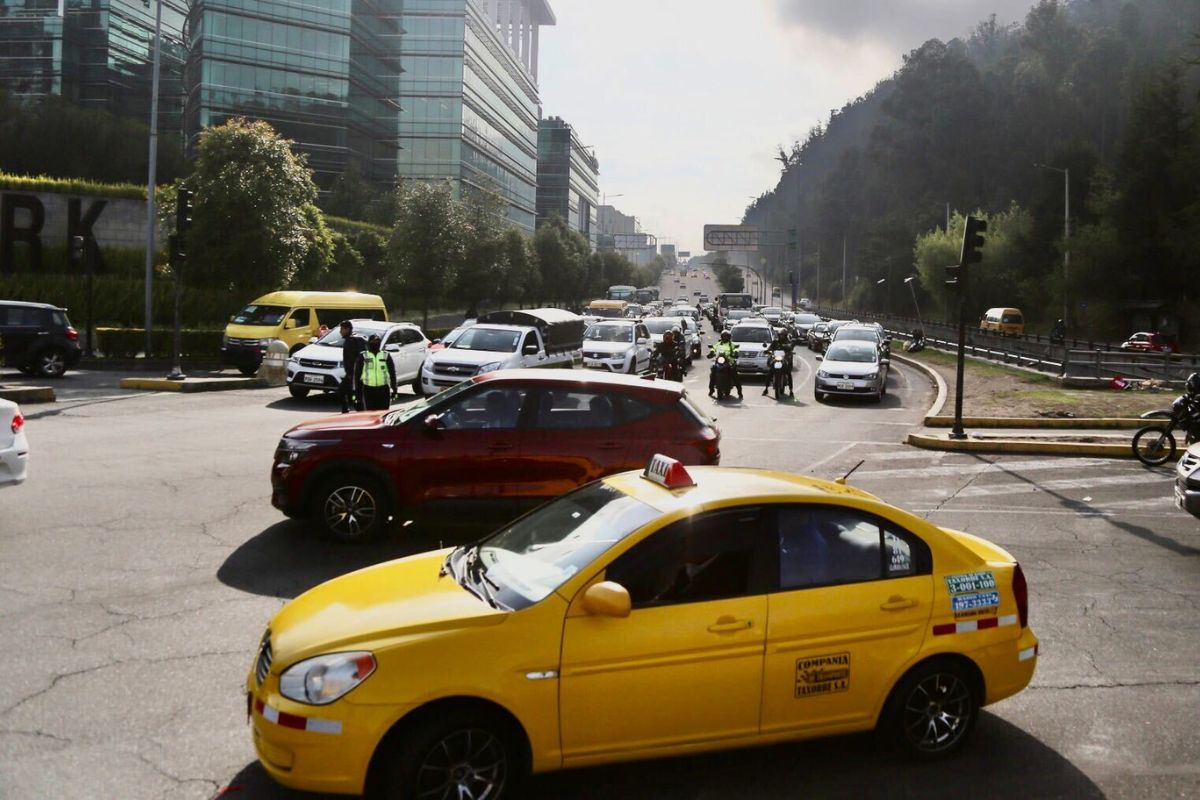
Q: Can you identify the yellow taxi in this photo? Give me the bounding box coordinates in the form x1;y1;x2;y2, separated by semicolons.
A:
247;456;1038;797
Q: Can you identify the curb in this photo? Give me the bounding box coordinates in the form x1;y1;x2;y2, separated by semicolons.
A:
906;432;1156;459
923;415;1149;430
119;377;268;393
891;353;947;417
0;386;56;404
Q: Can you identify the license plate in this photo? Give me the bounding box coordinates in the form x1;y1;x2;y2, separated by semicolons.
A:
837;381;854;390
303;374;325;385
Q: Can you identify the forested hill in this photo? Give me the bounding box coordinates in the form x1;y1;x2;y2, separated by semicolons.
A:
744;0;1200;341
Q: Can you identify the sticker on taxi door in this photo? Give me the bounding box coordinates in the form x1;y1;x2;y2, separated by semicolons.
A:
795;652;850;698
945;571;1000;619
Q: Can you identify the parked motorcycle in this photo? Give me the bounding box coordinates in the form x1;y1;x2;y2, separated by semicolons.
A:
905;328;926;353
1131;389;1200;466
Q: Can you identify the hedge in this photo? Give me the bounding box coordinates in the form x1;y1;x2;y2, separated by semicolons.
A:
96;327;225;359
0;172;146;200
0;273;240;328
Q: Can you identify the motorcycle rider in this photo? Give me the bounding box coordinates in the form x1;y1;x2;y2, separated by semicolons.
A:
1051;319;1066;344
653;330;684;380
763;328;795;397
708;330;743;399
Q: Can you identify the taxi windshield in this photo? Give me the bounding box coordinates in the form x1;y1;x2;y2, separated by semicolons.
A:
471;483;658;610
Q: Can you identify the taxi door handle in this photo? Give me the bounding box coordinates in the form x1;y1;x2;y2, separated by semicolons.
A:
707;617;752;633
880;595;918;611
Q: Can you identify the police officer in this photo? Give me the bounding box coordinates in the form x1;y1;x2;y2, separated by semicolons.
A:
354;334;398;411
708;330;743;399
339;320;367;413
762;328;795;397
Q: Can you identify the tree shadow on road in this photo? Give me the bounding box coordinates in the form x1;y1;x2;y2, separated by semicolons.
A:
216;515;493;600
218;712;1102;799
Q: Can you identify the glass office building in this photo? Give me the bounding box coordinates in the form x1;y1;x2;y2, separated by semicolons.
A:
536;115;598;245
0;0;187;128
184;0;401;187
398;0;553;234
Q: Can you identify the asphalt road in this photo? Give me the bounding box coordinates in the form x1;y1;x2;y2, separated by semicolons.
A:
0;274;1197;798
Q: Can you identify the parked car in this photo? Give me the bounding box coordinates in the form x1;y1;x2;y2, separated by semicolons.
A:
271;371;721;541
0;398;28;487
814;340;890;402
1120;331;1181;354
581;320;652;374
286;320;429;400
1174;442;1200;519
0;300;82;378
248;456;1038;796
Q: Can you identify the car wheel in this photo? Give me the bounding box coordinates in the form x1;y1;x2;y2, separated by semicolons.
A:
376;707;526;800
238;365;258;377
814;389;824;402
883;660;979;759
35;347;67;378
412;371;424;396
313;474;390;543
288;385;310;400
872;390;883;403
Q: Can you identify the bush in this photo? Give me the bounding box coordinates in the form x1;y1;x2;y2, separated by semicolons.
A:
0;273;240;327
96;327;225;359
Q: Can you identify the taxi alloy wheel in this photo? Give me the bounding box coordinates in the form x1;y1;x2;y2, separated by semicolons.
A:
318;476;389;542
892;663;978;758
415;727;507;800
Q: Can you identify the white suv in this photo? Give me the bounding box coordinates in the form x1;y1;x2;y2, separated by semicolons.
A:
581;320;651;374
0;399;29;487
286;320;429;399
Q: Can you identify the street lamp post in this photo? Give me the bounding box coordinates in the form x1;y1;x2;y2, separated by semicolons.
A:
143;0;164;360
876;277;889;316
1035;164;1070;328
904;275;923;329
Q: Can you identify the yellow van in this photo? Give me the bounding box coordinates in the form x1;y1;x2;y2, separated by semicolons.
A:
222;291;387;375
584;299;630;319
979;307;1025;337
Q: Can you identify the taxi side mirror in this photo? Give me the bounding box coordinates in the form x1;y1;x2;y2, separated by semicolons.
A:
581;581;631;618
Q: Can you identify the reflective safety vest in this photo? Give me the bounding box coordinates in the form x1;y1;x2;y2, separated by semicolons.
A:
711;341;738;358
361;351;390;388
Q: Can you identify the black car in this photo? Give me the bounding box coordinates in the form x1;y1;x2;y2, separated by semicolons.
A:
0;301;83;377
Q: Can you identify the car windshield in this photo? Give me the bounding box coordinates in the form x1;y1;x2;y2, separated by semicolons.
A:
644;319;680;334
588;307;625;319
232;304;288;326
731;326;773;343
825;342;879;363
763;307;783;316
468;482;659;610
385;379;475;426
452;327;521;353
836;329;877;342
585;323;633;343
442;325;472;345
315;324;385;347
795;314;820;325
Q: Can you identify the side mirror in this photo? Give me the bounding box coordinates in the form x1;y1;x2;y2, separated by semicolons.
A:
581;581;631;618
423;414;444;433
432;339;442;345
309;336;318;344
815;355;823;362
285;318;298;330
384;343;400;353
523;344;539;356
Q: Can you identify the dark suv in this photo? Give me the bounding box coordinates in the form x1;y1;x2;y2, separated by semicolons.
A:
271;370;721;541
0;301;82;377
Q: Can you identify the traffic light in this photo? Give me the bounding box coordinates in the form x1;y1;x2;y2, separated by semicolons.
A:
175;187;193;240
944;265;962;289
960;214;987;265
70;235;85;265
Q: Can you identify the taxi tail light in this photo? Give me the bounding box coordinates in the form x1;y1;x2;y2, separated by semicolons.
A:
1013;563;1029;628
11;409;24;435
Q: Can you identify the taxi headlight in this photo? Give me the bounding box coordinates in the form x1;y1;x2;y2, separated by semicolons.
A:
279;652;376;705
476;361;504;375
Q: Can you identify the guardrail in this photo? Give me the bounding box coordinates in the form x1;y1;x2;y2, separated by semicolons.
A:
809;306;1196;383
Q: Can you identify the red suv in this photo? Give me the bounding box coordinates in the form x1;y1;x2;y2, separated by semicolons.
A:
1120;332;1181;354
272;370;721;541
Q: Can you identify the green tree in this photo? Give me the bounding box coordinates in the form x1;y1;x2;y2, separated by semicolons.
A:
388;180;468;328
712;257;744;293
189;118;326;290
497;228;539;308
453;185;508;317
532;216;588;305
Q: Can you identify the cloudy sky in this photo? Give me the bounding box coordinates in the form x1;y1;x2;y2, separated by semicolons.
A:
538;0;1034;255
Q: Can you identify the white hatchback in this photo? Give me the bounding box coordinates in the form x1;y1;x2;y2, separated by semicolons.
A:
0;399;29;487
286;320;429;399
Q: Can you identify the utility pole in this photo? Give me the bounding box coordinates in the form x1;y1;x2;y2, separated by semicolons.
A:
946;216;988;440
841;235;847;309
815;246;821;310
142;0;164;359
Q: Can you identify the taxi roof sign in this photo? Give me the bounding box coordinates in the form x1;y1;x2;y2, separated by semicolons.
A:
642;454;696;489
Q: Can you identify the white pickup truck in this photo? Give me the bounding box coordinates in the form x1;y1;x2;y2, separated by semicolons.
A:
420;308;585;393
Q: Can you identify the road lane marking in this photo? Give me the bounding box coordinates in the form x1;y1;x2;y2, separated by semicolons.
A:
856;456;1126;480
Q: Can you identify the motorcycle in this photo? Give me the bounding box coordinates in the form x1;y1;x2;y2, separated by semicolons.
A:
709;353;735;400
650;350;684;382
1131;392;1200;465
904;328;926;353
767;348;790;400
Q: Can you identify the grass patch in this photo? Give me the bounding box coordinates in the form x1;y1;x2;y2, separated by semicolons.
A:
906;347;1054;385
0;172;147;199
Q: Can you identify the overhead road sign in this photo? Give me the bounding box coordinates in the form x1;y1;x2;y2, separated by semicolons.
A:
703;224;759;251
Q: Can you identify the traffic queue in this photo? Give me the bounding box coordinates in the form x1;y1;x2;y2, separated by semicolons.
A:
250;288;1040;799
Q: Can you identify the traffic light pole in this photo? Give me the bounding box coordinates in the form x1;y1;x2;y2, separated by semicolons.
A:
950;286;968;439
946;215;987;440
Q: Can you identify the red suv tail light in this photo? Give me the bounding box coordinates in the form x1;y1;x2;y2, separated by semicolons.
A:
11;409;24;435
1012;563;1028;628
65;327;79;341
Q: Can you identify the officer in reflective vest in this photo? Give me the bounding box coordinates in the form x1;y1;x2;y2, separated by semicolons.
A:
354;334;398;411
